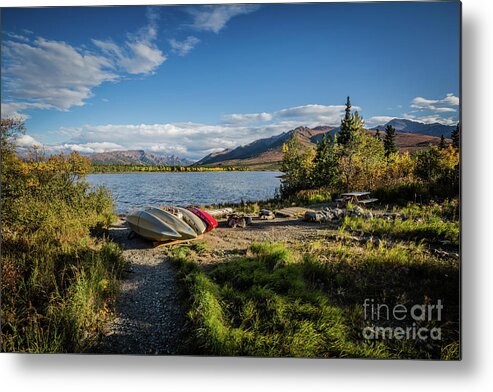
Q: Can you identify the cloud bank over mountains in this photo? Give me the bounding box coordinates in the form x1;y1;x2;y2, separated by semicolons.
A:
17;95;459;160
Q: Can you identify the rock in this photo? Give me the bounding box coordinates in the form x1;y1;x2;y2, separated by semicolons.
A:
349;206;364;217
227;214;247;228
259;209;275;220
333;208;345;218
322;210;334;221
304;211;324;222
363;211;373;220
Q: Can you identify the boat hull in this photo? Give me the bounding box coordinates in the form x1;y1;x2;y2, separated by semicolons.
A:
126;210;181;241
175;206;207;234
145;207;197;240
187;207;218;233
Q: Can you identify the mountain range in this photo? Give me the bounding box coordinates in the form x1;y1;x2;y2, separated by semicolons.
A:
88;150;193;166
84;118;455;169
194;118;452;169
370;118;456;138
195;126;332;168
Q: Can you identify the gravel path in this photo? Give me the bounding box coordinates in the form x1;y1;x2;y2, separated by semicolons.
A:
98;219;188;355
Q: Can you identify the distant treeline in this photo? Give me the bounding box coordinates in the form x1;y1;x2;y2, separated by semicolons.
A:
90;164;249;173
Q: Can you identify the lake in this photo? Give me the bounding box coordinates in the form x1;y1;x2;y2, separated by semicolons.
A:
87;171;282;214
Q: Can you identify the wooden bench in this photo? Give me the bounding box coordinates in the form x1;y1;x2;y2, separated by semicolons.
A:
339;192;378;206
357;198;378;205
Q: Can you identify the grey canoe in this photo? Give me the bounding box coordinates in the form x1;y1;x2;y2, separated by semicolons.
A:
145;207;198;240
126;210;181;242
174;206;207;234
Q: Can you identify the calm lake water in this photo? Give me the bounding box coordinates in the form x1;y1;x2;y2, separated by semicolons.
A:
87;171;282;214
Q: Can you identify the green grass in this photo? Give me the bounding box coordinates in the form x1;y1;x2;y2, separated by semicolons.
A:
343;205;460;246
171;240;459;359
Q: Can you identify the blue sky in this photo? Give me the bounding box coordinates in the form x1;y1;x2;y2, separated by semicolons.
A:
1;2;460;159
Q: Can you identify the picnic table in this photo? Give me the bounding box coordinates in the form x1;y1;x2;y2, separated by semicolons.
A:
336;192;378;206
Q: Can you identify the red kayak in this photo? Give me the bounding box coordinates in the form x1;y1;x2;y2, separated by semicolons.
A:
187;207;218;233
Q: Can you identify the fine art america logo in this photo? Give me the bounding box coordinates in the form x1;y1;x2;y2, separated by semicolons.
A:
362;298;443;341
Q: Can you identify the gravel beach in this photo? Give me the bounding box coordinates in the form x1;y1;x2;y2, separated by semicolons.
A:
97;219;189;355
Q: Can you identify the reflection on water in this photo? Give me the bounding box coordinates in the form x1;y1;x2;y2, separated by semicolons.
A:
87;171;282;214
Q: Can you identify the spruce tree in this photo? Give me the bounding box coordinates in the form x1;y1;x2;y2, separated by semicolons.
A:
439;134;446;149
383;124;397;158
338;96;353;146
375;128;381;140
451;122;460;150
313;134;338;188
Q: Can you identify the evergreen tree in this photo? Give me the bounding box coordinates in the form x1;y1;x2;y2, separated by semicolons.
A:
375;128;381;140
451;122;460;150
439;134;447;150
383;124;397;158
312;134;339;189
338;96;353;145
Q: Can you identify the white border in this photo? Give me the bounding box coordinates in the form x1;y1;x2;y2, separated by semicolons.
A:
2;0;493;391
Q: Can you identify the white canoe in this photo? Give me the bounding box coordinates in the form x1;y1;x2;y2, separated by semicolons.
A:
126;210;181;242
145;207;197;240
206;207;234;218
174;206;207;234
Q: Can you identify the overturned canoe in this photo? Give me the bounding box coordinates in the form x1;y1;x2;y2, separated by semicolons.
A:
126;210;181;242
145;207;197;240
187;207;218;233
206;207;234;218
174;206;207;234
159;205;207;235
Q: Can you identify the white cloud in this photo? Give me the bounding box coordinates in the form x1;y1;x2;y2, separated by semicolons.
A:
188;5;260;33
169;36;200;56
222;104;358;127
92;7;166;75
62;142;125;154
5;32;30;42
46;120;299;160
366;116;396;127
46;102;360;160
16;134;43;148
1;101;53;120
2;7;165;117
275;104;361;126
410;93;459;113
149;144;188;155
408;93;459;125
443;93;460;106
222;112;273;124
433;107;456;113
2;38;117;112
403;113;456;126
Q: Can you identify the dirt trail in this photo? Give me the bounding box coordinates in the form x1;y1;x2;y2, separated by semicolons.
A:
98;219;188;355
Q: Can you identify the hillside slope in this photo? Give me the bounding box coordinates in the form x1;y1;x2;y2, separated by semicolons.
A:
195;125;447;168
195;126;332;168
88;150;193;166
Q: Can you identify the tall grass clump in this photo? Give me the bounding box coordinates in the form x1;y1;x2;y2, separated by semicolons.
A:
343;212;459;246
1;118;125;352
172;239;459;359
